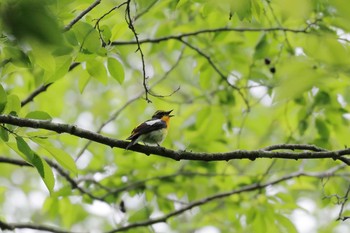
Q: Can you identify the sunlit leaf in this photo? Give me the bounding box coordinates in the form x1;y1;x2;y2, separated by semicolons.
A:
0;127;9;142
16;136;34;161
107;58;125;84
86;59;108;84
315;118;330;140
31;137;77;174
4;94;21;115
32;153;55;193
0;84;7;114
25;111;52;121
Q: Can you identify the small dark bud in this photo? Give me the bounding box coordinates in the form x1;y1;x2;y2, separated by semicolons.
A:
120;200;126;213
269;67;276;73
264;58;271;65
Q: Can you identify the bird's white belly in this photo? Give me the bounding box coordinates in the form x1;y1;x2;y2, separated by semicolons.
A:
138;128;167;145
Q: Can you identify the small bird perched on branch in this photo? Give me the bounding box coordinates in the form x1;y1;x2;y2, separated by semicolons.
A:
126;110;174;149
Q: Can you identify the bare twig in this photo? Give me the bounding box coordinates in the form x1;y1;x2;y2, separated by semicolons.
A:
134;0;159;20
111;26;311;46
21;62;80;107
64;0;102;31
337;183;350;221
93;1;128;46
178;38;250;110
0;157;31;166
0;219;76;233
21;83;52;107
125;0;150;102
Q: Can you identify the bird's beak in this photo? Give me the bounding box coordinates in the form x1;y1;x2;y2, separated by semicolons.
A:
167;110;174;117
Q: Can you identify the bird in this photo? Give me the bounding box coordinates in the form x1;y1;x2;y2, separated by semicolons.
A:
126;110;174;150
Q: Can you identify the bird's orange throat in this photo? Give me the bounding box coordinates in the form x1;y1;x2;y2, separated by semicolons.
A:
161;115;171;127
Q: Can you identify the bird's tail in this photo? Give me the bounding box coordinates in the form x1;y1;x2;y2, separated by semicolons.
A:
126;134;139;150
126;140;136;150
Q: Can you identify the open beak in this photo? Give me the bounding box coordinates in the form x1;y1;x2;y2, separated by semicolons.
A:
167;110;174;117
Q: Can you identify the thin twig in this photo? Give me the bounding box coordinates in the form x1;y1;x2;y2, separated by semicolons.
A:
20;62;80;107
64;0;102;31
93;1;128;46
134;0;159;20
125;0;150;102
337;183;350;221
111;26;311;46
178;38;250;110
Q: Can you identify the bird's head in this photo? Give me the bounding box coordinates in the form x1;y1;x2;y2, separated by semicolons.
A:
152;110;174;120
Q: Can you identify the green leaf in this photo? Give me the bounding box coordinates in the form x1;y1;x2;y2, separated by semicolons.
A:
315;118;330;140
100;25;112;43
1;0;63;45
230;0;252;20
4;94;21;114
31;138;77;174
32;153;55;193
78;70;92;93
275;57;320;101
30;41;56;71
15;136;55;193
46;56;72;83
314;91;331;106
275;214;298;233
298;120;308;135
129;207;152;222
86;59;108;84
254;34;269;59
16;136;34;161
0;84;7;113
107;58;125;84
25;111;52;121
0;127;9;142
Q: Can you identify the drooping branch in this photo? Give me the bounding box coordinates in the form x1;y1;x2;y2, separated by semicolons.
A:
178;38;250;110
0;114;350;165
125;0;150;103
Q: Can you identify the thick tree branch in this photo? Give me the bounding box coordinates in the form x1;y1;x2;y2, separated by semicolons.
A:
0;114;350;164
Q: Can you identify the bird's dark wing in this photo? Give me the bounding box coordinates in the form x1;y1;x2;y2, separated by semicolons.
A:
126;119;166;140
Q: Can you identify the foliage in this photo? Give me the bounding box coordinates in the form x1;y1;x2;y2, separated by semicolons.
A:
0;0;350;232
